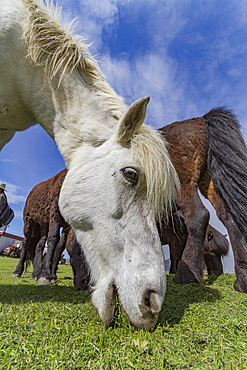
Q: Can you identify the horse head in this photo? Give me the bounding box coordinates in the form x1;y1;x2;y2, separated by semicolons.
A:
58;97;179;329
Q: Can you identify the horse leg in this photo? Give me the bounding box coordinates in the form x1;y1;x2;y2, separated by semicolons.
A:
32;225;48;280
13;238;28;277
51;226;70;280
169;240;184;274
37;221;60;284
70;250;90;290
169;249;179;274
206;185;247;292
13;219;40;277
67;229;90;290
173;187;210;284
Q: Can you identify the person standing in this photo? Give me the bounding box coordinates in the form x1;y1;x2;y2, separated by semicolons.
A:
0;182;7;214
0;182;14;228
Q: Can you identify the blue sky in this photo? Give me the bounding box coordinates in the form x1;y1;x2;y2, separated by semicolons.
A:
0;0;246;270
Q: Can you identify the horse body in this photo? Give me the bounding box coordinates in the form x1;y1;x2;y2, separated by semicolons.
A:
13;169;67;282
14;167;90;290
1;0;180;329
159;108;247;292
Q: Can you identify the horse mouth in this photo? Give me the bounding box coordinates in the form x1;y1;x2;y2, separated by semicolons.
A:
92;279;164;330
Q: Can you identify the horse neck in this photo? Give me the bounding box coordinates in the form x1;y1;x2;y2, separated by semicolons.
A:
1;1;127;161
46;71;127;166
22;67;126;165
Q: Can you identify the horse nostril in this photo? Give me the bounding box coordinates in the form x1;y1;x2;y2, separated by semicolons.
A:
139;289;162;318
144;290;153;307
144;289;160;311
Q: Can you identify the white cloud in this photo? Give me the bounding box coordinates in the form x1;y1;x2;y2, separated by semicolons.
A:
2;182;26;205
58;0;247;138
60;0;123;51
11;210;23;219
0;159;13;163
99;52;190;127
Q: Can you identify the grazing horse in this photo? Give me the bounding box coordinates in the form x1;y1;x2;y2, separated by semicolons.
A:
14;168;90;290
13;169;67;283
159;107;247;293
0;0;179;329
159;213;229;275
203;227;229;277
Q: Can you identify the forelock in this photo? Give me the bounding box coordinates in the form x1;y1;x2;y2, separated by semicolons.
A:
130;124;180;221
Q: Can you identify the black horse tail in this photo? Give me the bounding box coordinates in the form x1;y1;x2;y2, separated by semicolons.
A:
204;107;247;241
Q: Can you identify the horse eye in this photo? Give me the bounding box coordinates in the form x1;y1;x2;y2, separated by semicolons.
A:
208;231;213;241
122;168;138;184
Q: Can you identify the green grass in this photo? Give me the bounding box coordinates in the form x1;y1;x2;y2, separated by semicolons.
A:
0;256;247;369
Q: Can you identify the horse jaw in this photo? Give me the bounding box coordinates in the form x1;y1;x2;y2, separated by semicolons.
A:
58;96;174;329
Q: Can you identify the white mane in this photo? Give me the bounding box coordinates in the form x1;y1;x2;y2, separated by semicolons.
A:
22;0;126;120
131;125;179;221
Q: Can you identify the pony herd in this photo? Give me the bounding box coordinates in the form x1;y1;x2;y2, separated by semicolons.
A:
13;166;229;287
1;0;247;329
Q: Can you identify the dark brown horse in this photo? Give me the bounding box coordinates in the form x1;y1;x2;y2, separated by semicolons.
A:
159;107;247;292
13;170;67;283
13;170;67;282
13;169;90;289
159;212;229;275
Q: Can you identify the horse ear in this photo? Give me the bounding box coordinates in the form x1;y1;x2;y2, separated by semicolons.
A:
116;97;150;145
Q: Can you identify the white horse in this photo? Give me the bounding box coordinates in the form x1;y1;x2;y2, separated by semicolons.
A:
0;0;180;329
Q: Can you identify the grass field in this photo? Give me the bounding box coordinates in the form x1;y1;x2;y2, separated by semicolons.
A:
0;256;247;369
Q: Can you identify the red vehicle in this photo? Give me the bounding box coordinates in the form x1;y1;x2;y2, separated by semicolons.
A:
3;240;22;258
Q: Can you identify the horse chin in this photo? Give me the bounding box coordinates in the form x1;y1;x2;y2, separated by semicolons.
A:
91;282;117;326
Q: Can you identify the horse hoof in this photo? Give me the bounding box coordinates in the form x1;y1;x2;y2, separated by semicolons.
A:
173;260;203;285
12;273;21;278
37;277;51;285
234;277;247;293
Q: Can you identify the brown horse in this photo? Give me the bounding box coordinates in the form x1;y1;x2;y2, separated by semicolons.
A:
13;169;90;289
159;212;229;275
159;107;247;292
13;170;67;283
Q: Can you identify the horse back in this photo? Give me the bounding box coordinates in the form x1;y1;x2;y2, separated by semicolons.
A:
24;169;67;224
159;117;208;185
